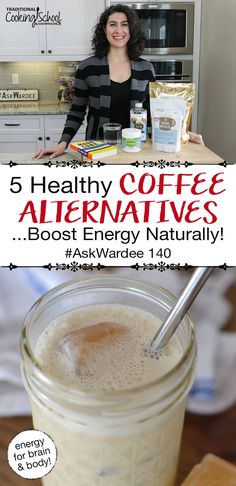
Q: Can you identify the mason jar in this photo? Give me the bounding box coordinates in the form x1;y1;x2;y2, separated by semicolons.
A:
21;276;197;486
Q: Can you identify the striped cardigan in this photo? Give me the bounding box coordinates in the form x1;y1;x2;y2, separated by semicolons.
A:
59;56;155;144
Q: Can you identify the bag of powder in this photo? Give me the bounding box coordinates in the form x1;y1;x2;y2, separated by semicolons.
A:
151;96;187;152
149;82;195;145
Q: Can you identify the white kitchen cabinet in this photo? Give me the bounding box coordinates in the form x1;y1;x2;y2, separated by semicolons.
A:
44;115;85;147
44;115;67;148
0;0;105;60
0;114;85;153
46;0;105;58
0;0;46;58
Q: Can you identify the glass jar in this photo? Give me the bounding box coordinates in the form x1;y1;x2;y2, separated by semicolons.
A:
21;276;196;486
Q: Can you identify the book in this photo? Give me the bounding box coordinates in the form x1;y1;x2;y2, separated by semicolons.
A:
69;140;117;160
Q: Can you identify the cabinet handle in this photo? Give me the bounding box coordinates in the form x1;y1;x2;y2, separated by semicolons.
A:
41;50;45;54
48;50;52;54
46;136;50;140
38;137;43;140
4;123;21;126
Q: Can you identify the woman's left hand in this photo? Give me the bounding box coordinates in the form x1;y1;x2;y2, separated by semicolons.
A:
188;131;205;146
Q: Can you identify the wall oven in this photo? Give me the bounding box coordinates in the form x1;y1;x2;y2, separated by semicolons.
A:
107;2;194;56
150;59;193;82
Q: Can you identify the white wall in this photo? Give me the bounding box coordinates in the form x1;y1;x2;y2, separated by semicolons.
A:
198;0;236;162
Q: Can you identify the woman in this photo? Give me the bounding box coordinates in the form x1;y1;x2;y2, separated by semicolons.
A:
34;4;203;159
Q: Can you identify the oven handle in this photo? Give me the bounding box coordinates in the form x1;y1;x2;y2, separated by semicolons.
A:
155;75;192;82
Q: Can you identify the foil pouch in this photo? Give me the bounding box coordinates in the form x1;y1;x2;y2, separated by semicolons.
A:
149;82;195;143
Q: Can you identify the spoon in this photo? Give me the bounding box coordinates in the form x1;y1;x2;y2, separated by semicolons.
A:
149;267;214;354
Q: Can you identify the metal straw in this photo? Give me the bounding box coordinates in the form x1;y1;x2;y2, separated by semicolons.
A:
149;267;214;354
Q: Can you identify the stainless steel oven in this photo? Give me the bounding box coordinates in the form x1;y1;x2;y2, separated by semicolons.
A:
150;59;193;82
108;2;194;55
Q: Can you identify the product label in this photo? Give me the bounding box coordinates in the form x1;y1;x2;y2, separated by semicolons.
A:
122;136;142;152
154;127;178;145
130;110;147;141
153;113;182;152
159;117;176;130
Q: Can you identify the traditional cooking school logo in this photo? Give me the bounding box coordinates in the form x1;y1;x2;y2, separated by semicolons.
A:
5;6;62;27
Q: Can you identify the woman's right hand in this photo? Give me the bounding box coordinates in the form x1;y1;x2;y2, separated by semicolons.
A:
33;141;67;159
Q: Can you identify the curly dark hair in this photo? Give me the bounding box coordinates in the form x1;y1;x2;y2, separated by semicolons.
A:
92;4;146;60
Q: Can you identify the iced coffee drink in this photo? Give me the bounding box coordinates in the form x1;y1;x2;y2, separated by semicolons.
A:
21;277;196;486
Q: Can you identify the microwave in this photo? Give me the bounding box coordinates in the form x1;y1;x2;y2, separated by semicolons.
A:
107;2;194;55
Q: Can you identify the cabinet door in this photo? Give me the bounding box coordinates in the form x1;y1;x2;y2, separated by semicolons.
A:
44;115;85;146
44;114;65;146
46;0;105;57
44;114;66;133
0;0;46;57
45;130;86;147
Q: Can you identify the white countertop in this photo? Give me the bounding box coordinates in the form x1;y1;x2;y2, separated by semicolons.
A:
0;141;224;165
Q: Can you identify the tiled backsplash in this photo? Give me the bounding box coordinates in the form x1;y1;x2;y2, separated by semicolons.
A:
0;62;78;101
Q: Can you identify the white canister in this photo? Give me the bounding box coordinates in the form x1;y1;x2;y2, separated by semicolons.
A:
122;128;142;152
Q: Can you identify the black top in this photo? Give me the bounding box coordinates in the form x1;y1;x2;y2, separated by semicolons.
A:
110;77;131;129
59;57;155;143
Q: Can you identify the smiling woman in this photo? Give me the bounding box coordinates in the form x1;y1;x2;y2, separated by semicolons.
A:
33;3;203;160
92;4;145;61
33;4;155;159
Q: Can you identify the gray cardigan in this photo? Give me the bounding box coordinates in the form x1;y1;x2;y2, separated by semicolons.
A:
60;56;155;143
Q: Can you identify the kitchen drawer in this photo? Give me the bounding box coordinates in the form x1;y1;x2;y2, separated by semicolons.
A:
0;116;43;133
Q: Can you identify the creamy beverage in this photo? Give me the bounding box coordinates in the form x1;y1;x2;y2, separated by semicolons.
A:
36;304;182;390
21;277;196;486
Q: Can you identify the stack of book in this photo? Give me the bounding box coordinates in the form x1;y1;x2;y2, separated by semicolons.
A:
68;140;117;160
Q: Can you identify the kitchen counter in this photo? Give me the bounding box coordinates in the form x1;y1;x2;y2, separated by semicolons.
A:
0;140;224;165
0;100;70;115
81;140;224;164
0;152;74;164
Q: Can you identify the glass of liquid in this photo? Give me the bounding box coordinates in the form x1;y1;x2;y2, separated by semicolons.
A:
103;123;121;144
21;275;196;486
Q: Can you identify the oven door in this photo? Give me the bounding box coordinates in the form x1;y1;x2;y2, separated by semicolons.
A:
150;60;193;82
129;3;194;55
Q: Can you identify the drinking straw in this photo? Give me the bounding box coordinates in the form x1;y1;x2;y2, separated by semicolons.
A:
149;267;214;354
